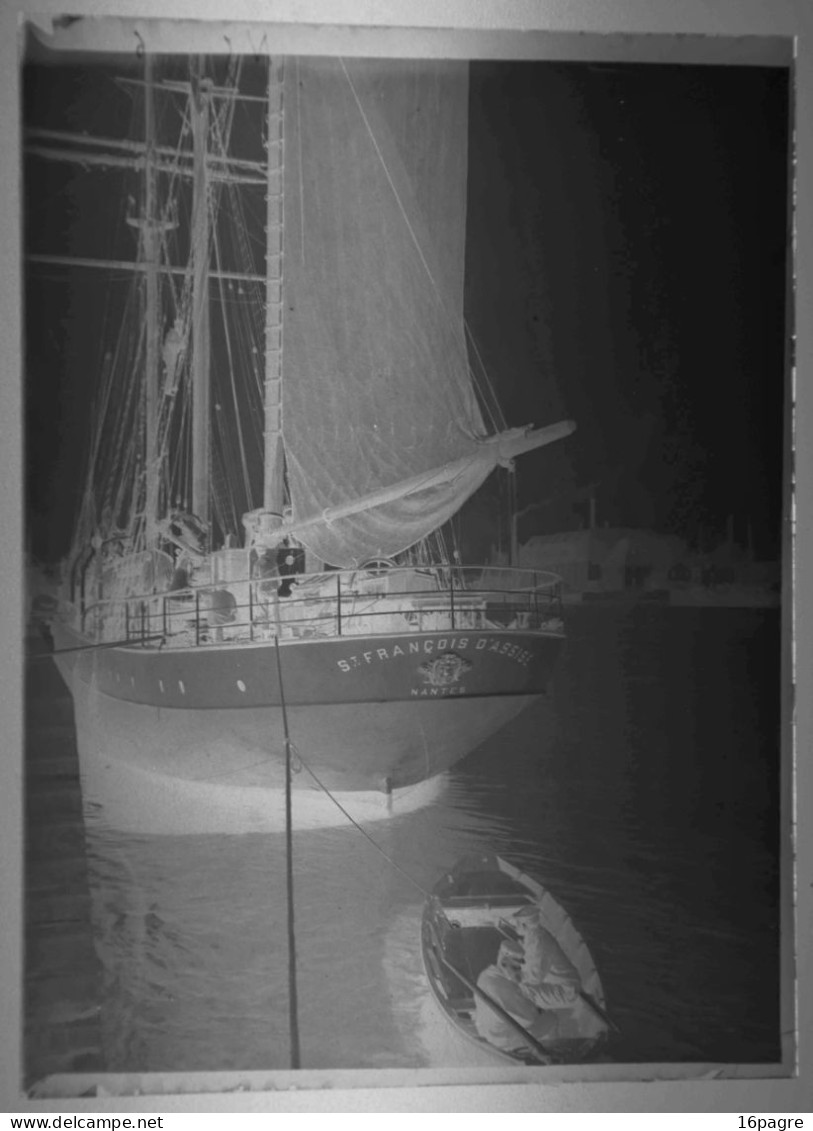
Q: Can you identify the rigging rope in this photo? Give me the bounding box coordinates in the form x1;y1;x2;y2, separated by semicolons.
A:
463;323;508;436
337;57;481;439
211;120;254;521
339;56;512;447
339;59;446;327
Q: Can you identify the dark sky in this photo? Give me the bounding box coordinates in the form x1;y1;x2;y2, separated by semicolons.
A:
24;54;790;562
464;60;789;558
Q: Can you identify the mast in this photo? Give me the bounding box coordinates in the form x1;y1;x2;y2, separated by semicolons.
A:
190;60;211;537
126;57;175;547
262;58;286;523
143;56;161;548
125;56;163;547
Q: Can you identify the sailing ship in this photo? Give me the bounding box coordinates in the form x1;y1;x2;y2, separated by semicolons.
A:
29;52;575;834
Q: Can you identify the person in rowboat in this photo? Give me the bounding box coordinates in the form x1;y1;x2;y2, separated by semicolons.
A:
473;939;558;1053
508;904;581;1010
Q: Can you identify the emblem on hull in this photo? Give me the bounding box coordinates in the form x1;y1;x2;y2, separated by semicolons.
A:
418;651;472;687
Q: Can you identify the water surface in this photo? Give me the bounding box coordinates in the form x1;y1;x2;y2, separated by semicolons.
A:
73;605;784;1071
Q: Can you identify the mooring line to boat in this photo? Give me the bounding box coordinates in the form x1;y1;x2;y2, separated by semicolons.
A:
291;749;434;900
273;636;302;1070
282;744;552;1063
273;669;613;1059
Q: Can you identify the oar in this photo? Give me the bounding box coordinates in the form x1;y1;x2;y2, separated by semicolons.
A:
495;918;620;1037
431;947;553;1065
577;989;621;1037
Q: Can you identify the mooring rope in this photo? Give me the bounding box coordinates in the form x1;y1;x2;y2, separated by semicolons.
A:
289;743;433;902
273;636;301;1070
272;636;432;1075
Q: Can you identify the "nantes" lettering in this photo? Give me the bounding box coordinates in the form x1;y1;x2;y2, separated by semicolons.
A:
336;636;533;672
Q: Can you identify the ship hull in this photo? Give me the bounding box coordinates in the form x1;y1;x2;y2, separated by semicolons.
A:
49;620;562;834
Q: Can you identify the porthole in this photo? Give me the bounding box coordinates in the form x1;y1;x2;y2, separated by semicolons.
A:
178;680;186;694
158;679;165;693
237;679;246;693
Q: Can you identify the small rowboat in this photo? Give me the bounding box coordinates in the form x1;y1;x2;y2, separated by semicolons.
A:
421;852;613;1066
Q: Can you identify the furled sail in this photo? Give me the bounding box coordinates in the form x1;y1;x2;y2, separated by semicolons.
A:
281;56;490;568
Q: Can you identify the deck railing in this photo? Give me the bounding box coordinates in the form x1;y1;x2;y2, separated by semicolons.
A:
79;565;564;648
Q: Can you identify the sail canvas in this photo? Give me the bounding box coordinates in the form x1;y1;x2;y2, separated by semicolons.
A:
282;57;491;567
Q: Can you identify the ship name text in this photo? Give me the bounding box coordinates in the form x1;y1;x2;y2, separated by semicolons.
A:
335;635;534;672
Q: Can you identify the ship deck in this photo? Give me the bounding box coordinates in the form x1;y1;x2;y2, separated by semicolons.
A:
67;563;565;652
